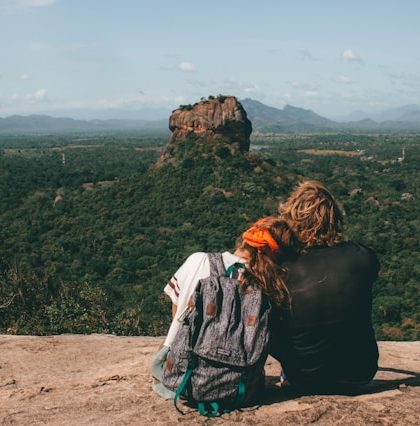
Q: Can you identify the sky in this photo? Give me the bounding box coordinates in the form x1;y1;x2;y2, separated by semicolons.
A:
1;0;419;119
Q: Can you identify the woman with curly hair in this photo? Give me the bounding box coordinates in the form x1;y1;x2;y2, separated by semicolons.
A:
151;216;298;400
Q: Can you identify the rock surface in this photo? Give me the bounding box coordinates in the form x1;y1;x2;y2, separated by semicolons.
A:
165;96;252;156
0;335;419;425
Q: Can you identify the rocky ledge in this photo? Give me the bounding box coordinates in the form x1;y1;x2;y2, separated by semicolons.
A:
0;336;419;425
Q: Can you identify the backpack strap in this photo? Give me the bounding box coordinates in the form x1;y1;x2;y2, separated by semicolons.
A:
173;355;197;415
207;252;226;278
196;372;248;417
225;263;246;278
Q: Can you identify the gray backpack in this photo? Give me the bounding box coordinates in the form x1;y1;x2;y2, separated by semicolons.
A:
162;252;271;417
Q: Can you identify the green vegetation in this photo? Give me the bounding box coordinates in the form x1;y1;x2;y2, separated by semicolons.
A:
0;132;418;340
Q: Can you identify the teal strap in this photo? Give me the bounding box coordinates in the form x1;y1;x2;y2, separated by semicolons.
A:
236;373;247;407
225;262;246;278
174;366;194;415
198;401;221;417
198;402;206;416
197;374;247;417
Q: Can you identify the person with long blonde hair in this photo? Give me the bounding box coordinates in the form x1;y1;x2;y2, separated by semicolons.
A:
271;180;379;393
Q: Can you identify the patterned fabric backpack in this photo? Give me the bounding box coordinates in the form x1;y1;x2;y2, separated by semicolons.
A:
162;252;271;417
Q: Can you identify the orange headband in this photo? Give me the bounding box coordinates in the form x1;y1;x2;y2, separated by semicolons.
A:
242;219;280;253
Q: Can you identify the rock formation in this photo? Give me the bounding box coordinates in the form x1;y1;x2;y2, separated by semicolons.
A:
367;196;380;207
0;335;419;425
401;192;414;201
349;188;362;197
162;96;252;160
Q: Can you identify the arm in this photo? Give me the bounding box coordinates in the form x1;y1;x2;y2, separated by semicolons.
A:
172;303;177;319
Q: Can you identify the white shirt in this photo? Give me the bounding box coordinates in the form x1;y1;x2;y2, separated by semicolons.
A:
163;251;245;347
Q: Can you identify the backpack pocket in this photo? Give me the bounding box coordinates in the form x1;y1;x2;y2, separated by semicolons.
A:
162;290;203;392
193;276;271;367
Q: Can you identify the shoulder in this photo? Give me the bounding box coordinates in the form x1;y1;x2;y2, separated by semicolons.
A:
182;252;209;267
344;241;378;260
175;252;209;277
221;251;245;268
331;241;380;277
291;241;378;268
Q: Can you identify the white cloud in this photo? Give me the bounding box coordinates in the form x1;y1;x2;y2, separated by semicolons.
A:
26;88;48;103
20;73;31;80
177;62;196;72
342;49;362;62
94;93;184;110
0;0;56;14
336;75;353;84
290;81;320;98
96;96;133;109
244;84;260;93
218;79;265;98
291;81;318;91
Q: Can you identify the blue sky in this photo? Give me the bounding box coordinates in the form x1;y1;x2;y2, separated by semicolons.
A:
1;0;419;118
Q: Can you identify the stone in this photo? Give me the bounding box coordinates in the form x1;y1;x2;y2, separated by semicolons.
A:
162;96;252;161
349;188;362;197
366;196;380;207
401;193;414;201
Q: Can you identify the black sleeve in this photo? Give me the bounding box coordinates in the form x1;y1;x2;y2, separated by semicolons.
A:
361;244;380;282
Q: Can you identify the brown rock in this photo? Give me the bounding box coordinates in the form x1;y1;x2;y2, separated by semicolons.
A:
401;193;414;201
366;196;380;207
349;188;362;197
0;336;419;425
165;96;252;157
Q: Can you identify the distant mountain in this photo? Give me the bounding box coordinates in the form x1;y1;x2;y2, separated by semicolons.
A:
241;99;420;132
377;104;420;123
45;107;171;121
0;115;168;134
241;98;336;132
332;104;420;124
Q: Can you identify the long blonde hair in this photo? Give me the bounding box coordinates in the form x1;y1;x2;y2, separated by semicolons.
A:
237;217;298;306
279;180;343;249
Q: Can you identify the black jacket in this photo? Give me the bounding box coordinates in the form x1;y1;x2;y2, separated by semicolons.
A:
270;242;379;392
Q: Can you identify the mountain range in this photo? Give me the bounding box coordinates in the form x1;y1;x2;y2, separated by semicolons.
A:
240;99;420;132
0;115;168;134
332;104;420;123
0;99;419;133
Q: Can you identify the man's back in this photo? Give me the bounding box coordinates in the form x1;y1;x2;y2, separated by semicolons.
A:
270;241;379;392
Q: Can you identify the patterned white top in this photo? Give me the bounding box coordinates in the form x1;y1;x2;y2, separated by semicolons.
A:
163;251;245;347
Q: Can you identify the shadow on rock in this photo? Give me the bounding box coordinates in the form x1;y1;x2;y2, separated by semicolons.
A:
260;366;420;406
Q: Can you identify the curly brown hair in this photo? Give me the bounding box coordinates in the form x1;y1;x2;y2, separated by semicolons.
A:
279;180;343;249
237;217;298;306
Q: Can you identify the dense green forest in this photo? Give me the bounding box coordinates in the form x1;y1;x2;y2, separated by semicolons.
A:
0;131;418;340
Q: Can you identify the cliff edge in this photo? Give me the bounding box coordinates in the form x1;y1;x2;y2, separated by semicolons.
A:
0;335;419;425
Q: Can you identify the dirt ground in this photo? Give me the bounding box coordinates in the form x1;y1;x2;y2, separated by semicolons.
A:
0;335;419;425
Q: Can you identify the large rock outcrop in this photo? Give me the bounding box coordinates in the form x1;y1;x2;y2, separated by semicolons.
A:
0;335;419;425
163;96;252;159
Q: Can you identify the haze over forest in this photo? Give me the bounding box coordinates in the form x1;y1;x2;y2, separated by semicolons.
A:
1;99;420;133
